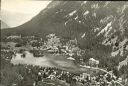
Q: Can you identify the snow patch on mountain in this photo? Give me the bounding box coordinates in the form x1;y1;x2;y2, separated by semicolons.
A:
97;22;112;36
74;16;78;20
94;28;100;32
102;36;118;46
92;12;96;17
83;11;89;16
100;15;114;24
111;50;119;57
81;33;86;38
69;10;77;17
118;56;128;70
81;1;87;6
111;38;128;57
78;21;82;23
126;45;128;50
91;3;99;9
83;1;87;4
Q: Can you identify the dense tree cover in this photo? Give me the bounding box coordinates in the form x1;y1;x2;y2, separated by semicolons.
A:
1;1;128;86
1;33;128;86
2;1;128;67
40;33;128;85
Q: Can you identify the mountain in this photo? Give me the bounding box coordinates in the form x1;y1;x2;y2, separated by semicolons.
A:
1;1;82;37
1;10;36;28
1;1;128;60
1;20;10;29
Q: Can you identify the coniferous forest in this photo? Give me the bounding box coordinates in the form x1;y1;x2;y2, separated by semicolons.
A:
1;1;128;86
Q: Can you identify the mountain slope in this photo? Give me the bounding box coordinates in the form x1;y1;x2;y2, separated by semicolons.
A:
1;20;10;29
1;1;82;37
1;1;128;58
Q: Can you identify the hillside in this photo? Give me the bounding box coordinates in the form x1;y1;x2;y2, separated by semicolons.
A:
1;20;10;29
1;1;128;56
1;1;128;86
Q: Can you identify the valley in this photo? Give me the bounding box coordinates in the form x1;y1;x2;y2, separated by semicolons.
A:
1;1;128;86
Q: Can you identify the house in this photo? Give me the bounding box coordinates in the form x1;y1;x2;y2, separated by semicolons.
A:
89;58;99;67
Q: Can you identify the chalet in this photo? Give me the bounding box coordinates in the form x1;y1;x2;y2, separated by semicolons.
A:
7;35;21;39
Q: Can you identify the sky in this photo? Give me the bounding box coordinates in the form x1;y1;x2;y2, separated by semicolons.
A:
1;0;51;28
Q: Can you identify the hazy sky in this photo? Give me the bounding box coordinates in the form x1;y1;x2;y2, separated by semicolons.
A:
1;0;51;27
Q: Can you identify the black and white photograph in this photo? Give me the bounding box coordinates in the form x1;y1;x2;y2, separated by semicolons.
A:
0;0;128;86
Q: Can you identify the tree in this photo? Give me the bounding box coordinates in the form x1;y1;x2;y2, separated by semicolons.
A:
43;34;62;53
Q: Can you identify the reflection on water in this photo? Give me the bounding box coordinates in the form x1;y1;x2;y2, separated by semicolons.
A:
11;51;53;67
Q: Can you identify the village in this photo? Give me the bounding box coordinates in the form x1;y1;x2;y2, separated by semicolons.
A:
1;34;126;86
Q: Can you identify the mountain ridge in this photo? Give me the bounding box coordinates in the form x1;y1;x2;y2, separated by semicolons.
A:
1;20;10;29
1;1;128;58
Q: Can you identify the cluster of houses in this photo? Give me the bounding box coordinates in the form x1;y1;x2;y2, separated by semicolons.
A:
7;35;21;39
89;58;99;67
